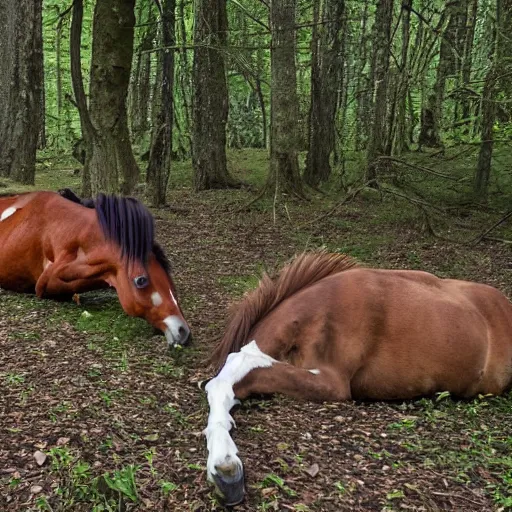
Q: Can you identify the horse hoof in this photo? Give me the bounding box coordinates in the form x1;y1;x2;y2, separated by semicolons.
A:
197;378;211;391
211;465;245;507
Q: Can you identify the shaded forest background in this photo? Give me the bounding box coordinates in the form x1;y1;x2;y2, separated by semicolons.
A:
0;0;511;221
2;2;512;511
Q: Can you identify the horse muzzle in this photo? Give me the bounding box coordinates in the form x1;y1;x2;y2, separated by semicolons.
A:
209;463;245;506
163;315;191;347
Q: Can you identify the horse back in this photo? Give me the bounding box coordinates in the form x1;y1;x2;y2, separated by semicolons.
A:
260;268;512;400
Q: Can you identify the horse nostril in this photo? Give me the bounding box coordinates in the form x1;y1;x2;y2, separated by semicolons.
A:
179;325;188;339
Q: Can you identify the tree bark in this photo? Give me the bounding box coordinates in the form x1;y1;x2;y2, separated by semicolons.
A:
146;0;175;206
366;0;394;182
474;0;512;198
264;0;304;198
192;0;237;190
392;0;412;155
130;4;155;145
304;0;345;187
0;0;43;184
430;1;466;147
79;0;139;196
461;0;478;123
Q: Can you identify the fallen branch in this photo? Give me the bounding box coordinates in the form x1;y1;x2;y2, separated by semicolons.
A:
375;156;458;181
471;210;512;245
379;186;447;213
296;181;372;229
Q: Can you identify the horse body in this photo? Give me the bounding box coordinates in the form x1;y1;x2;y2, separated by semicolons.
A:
203;252;512;505
247;268;512;400
0;191;190;346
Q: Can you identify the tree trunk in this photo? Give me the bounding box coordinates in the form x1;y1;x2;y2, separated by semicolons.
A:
354;0;370;151
474;0;512;198
0;0;43;184
392;0;412;155
264;0;304;198
130;5;155;145
146;0;175;206
461;0;478;124
84;0;140;195
430;1;465;147
304;0;345;187
366;0;393;182
192;0;237;190
474;65;496;197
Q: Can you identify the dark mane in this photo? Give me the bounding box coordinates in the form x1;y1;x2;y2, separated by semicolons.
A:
210;251;358;371
95;193;155;266
58;188;172;273
152;241;172;276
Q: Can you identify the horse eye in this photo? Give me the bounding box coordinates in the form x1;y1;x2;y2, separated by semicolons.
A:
134;275;149;289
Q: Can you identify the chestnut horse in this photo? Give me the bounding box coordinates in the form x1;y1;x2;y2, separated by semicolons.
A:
0;190;190;346
203;251;512;505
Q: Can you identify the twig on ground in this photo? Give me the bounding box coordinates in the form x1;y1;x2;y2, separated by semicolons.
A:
471;210;512;245
296;181;372;229
376;156;458;180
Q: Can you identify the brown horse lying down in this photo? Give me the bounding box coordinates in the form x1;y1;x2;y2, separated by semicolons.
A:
0;190;190;346
202;251;512;505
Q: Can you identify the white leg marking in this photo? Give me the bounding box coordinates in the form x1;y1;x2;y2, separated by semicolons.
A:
151;292;163;307
308;369;321;375
1;207;16;221
169;288;178;306
204;341;276;481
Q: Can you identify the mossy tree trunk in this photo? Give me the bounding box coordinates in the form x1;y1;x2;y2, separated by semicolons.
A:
366;0;393;182
146;0;175;206
71;0;139;196
0;0;43;184
474;0;512;198
304;0;345;187
265;0;304;198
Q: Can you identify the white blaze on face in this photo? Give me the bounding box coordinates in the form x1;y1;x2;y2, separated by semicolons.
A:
169;288;178;306
151;292;163;307
1;207;17;221
204;341;276;483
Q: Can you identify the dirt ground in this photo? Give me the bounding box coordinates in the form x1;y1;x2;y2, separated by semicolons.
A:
1;183;511;511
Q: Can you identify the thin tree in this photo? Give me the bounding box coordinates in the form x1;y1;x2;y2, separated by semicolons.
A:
474;0;512;198
366;0;394;182
0;0;43;184
392;0;412;155
192;0;238;190
70;0;139;196
304;0;345;187
146;0;175;206
265;0;304;198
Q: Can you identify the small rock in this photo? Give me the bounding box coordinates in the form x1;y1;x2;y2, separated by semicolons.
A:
30;485;43;494
57;437;70;446
353;454;363;461
334;416;344;422
305;463;320;478
33;451;47;466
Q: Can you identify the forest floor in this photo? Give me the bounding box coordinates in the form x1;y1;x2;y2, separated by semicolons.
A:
1;148;512;512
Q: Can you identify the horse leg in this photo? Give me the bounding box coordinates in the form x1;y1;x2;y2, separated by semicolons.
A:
36;255;112;297
204;340;350;505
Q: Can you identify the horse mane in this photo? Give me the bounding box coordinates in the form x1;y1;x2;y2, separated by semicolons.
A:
58;188;172;272
210;251;358;371
95;193;155;266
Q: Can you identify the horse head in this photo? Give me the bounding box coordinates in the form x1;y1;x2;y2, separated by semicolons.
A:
94;194;191;347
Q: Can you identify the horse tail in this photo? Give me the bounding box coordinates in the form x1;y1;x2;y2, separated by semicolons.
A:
209;251;357;372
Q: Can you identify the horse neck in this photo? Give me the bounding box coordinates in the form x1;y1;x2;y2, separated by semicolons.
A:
247;288;319;360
